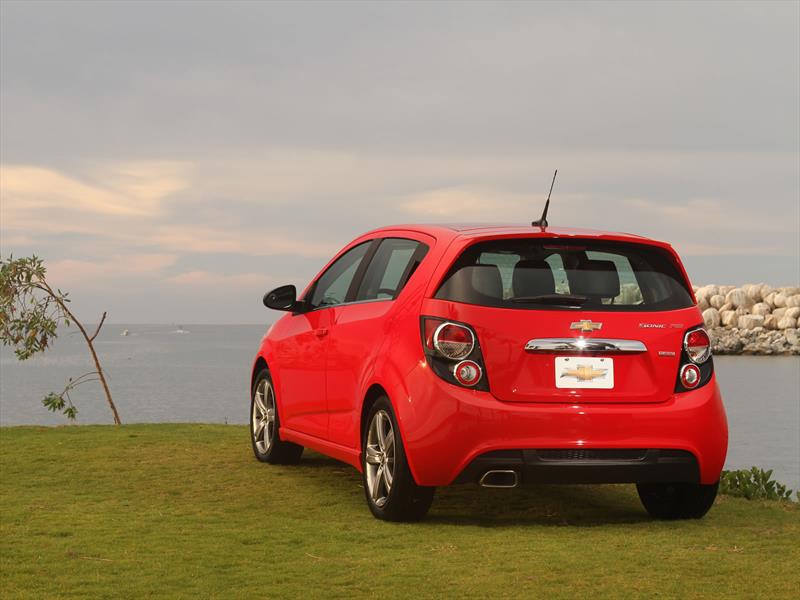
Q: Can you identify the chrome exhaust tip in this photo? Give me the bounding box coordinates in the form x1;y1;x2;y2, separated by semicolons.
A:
478;469;519;488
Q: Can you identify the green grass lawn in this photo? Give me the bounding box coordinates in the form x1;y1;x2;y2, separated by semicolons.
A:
1;425;798;599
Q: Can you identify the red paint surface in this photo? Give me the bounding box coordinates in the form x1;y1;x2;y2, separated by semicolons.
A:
252;225;728;486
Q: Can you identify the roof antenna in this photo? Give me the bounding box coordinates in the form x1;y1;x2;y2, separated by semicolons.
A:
531;169;558;229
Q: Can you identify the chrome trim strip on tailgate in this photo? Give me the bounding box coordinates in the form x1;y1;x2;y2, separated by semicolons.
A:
524;338;647;353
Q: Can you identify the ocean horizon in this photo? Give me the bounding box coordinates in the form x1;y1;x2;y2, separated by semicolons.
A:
1;323;798;493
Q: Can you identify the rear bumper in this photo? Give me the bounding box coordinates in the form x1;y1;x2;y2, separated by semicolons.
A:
396;364;728;486
454;448;699;485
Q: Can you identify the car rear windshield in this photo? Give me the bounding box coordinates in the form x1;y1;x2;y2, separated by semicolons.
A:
434;238;694;311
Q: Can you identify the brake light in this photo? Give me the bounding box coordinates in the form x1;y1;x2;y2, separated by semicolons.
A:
432;323;475;360
674;325;713;393
684;328;711;364
420;317;489;391
680;364;701;389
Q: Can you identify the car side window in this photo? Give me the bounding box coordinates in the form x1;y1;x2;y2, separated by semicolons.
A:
355;238;428;301
309;242;371;308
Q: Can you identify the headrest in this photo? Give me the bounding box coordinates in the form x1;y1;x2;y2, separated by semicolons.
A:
438;264;503;302
569;259;620;299
512;259;555;298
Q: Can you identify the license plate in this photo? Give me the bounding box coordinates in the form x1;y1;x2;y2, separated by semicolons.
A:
555;356;614;389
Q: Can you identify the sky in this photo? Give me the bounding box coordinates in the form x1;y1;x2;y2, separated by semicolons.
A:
1;0;798;324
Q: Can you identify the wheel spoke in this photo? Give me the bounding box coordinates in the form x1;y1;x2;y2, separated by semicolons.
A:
365;446;382;465
255;388;267;413
265;421;273;448
265;408;275;422
384;430;394;455
372;466;384;500
254;419;265;438
375;412;386;450
383;461;393;491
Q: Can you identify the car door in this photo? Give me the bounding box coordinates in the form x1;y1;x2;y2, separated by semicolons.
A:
326;236;430;449
275;241;372;439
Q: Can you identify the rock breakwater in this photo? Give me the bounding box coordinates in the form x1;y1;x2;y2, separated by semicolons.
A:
693;284;800;355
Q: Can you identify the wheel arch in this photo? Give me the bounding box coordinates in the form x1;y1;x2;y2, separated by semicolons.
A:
360;383;387;444
251;356;268;393
358;377;426;485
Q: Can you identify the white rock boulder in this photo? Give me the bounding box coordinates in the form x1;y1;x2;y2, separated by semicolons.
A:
738;314;765;330
772;307;788;320
709;294;725;309
726;288;754;309
702;308;721;328
698;285;719;299
777;316;797;330
751;302;771;316
785;307;800;320
744;284;763;302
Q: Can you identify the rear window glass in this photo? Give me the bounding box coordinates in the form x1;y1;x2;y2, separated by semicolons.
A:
434;238;693;311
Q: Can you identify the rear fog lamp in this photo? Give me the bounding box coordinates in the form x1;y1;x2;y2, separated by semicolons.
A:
453;360;482;387
680;364;701;389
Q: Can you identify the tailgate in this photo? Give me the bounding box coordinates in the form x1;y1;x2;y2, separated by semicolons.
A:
423;299;699;403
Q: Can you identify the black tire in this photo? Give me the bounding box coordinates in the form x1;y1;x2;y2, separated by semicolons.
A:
361;396;435;521
250;368;303;464
637;481;719;520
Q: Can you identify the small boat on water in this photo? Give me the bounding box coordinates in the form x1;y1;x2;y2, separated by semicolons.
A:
175;325;189;334
120;329;130;337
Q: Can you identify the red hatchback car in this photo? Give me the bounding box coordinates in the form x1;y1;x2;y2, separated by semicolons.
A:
250;224;728;521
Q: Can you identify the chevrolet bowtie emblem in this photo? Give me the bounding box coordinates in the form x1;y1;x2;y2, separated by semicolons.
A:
570;320;602;333
561;364;608;382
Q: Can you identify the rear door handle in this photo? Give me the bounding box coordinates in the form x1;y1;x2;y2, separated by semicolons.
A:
314;328;329;337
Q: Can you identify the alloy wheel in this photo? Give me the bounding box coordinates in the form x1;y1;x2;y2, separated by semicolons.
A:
365;410;395;507
252;378;276;454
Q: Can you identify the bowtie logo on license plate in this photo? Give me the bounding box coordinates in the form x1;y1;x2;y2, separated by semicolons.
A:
570;320;602;333
561;364;608;382
556;356;614;389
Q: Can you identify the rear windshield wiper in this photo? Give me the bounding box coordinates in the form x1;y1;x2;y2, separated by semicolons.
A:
511;294;589;306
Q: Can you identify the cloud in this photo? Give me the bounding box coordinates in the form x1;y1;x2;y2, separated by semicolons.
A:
1;147;797;322
398;185;592;222
150;225;338;259
0;162;191;218
671;242;787;257
165;270;270;288
46;254;178;285
626;197;797;234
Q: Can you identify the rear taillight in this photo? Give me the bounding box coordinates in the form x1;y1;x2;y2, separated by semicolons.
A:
421;317;489;391
675;325;713;393
684;328;711;364
679;364;701;389
432;322;474;360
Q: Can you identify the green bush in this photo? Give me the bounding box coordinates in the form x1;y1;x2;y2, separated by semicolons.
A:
720;467;794;501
